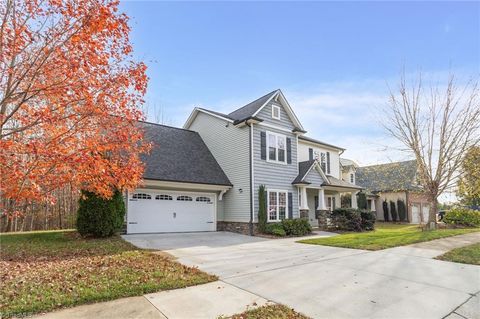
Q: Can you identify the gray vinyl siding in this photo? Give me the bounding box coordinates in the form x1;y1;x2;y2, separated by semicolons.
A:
255;101;296;130
304;168;324;186
189;112;250;222
253;102;299;220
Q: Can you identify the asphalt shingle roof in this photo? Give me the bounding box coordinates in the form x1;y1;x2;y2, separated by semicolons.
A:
140;122;232;186
340;158;357;167
325;175;362;189
227;90;278;122
356;160;419;192
292;160;317;184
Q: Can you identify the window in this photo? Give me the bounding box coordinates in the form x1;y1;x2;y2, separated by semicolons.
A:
326;152;331;174
350;174;354;184
272;105;280;120
156;194;172;200
177;195;192;201
326;196;336;211
268;190;288;221
320;153;326;173
196;196;211;203
266;132;286;163
132;193;151;199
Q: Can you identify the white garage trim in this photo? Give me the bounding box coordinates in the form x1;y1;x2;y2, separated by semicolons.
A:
141;179;231;192
127;188;218;234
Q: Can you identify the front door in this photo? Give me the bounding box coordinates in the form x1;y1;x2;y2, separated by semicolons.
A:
326;196;336;211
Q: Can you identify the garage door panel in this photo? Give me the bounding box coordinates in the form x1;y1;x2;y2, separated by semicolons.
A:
127;190;215;234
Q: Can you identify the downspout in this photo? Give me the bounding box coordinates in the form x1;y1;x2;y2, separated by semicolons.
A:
247;121;254;236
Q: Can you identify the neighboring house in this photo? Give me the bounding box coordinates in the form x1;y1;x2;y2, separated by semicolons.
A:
356;160;433;224
126;89;363;234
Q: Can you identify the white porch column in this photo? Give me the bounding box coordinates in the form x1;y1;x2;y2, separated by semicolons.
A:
299;186;309;210
317;188;326;210
351;191;359;209
370;199;376;212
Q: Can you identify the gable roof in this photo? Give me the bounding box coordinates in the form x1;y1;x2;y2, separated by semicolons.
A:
227;90;278;122
298;135;345;151
140;122;232;186
356;160;419;192
184;89;305;131
292;160;330;185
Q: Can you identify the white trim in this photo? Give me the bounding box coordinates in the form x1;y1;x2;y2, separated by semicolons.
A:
298;138;344;152
183;107;233;129
142;179;231;191
250;123;255;222
266;131;287;165
271;105;281;120
267;189;288;222
252;90;305;131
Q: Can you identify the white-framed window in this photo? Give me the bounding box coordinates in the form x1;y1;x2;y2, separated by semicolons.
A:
266;131;286;164
177;195;193;201
271;105;281;120
350;174;354;184
196;196;211;203
155;194;173;200
133;193;151;200
268;190;288;221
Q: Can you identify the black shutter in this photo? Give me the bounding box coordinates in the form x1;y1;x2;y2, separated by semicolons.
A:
326;152;331;174
314;196;318;211
260;131;266;160
309;148;313;160
288;192;293;219
286;138;292;164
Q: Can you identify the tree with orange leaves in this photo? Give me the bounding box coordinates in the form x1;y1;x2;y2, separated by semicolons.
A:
0;0;149;219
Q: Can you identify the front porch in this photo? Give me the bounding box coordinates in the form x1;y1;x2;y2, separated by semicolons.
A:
299;185;365;227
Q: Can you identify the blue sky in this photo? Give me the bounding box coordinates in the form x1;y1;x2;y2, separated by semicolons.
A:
121;1;479;167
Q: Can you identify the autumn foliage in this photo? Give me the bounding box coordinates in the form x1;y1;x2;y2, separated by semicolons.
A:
0;0;149;218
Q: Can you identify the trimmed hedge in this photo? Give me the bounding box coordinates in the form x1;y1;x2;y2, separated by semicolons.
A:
444;208;480;227
263;218;312;237
383;201;389;222
397;199;407;222
330;208;376;232
281;218;312;236
390;201;398;222
264;223;286;237
258;185;267;233
77;189;125;238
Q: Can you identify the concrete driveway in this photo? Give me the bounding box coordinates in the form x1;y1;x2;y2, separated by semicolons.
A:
124;232;480;319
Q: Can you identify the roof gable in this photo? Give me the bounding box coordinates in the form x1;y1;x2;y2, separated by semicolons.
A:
293;160;330;185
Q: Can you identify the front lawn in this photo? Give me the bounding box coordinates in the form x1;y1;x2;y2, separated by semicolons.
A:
298;224;480;250
0;230;216;318
224;304;310;319
436;243;480;265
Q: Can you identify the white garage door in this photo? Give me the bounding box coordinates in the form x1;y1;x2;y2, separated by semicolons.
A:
411;204;421;223
127;190;216;234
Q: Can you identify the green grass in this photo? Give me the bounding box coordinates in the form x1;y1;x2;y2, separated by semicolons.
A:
0;230;216;318
436;243;480;265
298;224;480;250
222;304;310;319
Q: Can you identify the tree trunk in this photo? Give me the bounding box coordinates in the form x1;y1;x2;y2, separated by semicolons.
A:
426;196;438;230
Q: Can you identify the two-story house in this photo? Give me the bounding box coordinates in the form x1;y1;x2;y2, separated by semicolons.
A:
125;90;362;235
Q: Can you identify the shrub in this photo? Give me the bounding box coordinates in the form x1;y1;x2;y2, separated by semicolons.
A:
281;218;312;236
444;208;480;227
357;192;368;210
341;194;352;208
397;199;407;222
383;200;389;222
258;185;267;233
390;201;397;222
264;223;286;237
77;189;125;238
360;210;376;231
330;208;362;231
